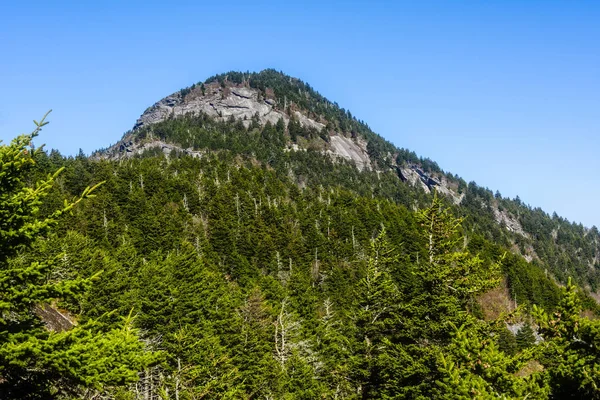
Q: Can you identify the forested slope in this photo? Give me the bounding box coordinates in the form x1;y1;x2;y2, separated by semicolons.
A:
102;69;600;292
3;70;600;398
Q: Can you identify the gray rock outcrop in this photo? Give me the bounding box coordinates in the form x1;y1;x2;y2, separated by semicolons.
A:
327;136;371;171
134;83;284;130
102;82;374;171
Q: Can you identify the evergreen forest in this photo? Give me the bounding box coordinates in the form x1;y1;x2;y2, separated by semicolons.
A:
3;70;600;399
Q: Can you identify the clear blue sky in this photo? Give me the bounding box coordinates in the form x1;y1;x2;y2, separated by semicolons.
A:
1;1;599;227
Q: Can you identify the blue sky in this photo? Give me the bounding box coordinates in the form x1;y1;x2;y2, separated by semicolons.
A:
1;1;599;227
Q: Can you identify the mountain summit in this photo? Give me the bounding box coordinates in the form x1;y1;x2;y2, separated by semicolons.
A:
105;70;373;170
102;70;457;196
97;69;600;292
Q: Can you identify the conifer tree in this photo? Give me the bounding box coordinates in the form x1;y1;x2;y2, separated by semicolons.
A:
496;327;518;356
515;324;536;351
405;192;500;343
351;227;401;398
379;193;503;398
315;298;356;398
533;278;600;398
436;323;549;399
0;113;153;398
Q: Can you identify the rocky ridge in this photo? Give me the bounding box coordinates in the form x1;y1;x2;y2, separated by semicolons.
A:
134;84;283;130
134;82;326;136
99;75;529;243
102;81;372;169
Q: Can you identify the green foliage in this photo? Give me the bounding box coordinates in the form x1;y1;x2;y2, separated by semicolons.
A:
437;278;600;399
436;323;549;399
496;327;518;356
377;195;502;399
405;193;501;343
351;229;402;397
515;324;536;350
0;114;153;399
195;69;600;298
10;78;600;398
34;133;593;398
532;278;600;398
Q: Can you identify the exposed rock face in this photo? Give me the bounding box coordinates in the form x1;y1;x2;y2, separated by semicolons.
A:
101;82;374;170
33;303;76;332
293;111;325;132
134;83;330;136
101;139;204;161
134;83;284;130
105;80;477;205
327;136;370;171
398;165;462;204
437;175;465;205
399;166;427;190
400;166;444;193
493;206;528;237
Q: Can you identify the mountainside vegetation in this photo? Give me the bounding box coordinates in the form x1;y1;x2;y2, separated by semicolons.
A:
3;70;600;398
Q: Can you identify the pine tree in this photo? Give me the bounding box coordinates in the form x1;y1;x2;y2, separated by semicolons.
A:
379;193;503;398
351;227;401;398
533;278;600;398
404;192;501;343
0;113;153;398
515;324;536;351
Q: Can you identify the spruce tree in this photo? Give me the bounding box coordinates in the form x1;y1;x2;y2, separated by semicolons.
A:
380;193;503;398
533;278;600;398
515;324;536;351
0;114;153;398
405;192;501;343
351;227;401;398
497;327;518;356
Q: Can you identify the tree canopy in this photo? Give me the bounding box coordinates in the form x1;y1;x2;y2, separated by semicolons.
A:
0;113;153;399
4;94;600;398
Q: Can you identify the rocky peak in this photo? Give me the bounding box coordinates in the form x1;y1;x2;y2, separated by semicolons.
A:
134;82;284;130
111;78;375;170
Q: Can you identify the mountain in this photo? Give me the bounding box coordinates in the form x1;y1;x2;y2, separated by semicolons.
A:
5;69;600;398
99;69;600;293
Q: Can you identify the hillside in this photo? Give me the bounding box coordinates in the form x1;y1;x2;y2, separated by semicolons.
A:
100;69;600;293
4;69;600;398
